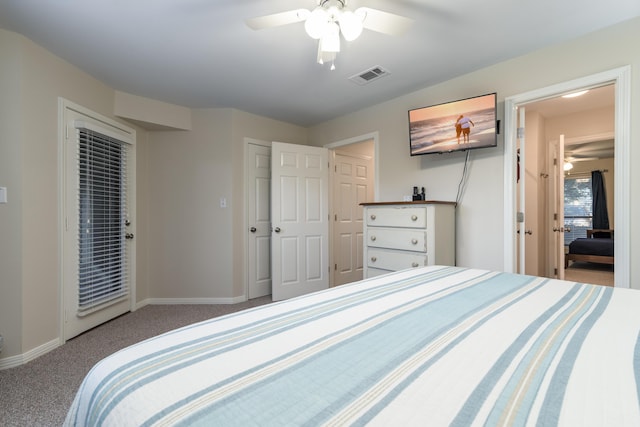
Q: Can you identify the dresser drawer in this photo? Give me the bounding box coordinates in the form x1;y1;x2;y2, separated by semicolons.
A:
366;248;427;271
367;228;426;252
365;207;426;228
365;267;393;279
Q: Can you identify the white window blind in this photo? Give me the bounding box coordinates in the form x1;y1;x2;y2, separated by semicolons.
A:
564;176;592;245
77;127;129;314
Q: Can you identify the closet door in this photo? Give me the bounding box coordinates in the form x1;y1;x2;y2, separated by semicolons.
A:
271;142;329;301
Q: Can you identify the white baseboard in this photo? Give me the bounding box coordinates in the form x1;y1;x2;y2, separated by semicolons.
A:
0;338;60;371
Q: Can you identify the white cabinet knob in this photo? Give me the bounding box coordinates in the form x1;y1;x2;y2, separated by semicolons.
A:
412;262;419;267
370;235;376;241
411;238;418;245
411;215;418;221
371;256;377;262
370;214;376;220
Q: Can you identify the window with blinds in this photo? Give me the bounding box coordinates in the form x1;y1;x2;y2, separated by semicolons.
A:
564;176;592;245
77;128;129;314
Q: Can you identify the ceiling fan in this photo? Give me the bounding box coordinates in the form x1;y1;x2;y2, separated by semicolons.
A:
246;0;413;69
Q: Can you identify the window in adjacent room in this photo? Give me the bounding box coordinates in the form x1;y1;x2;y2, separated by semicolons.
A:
564;176;592;245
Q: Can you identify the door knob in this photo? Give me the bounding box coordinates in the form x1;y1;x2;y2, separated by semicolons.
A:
250;227;257;233
274;227;281;233
125;233;134;240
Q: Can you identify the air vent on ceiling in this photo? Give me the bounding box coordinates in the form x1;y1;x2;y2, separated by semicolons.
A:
349;66;390;85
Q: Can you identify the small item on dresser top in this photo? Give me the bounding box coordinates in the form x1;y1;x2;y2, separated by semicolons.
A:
421;187;426;200
412;186;421;201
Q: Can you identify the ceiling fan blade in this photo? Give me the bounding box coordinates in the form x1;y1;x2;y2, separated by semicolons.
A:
355;7;413;36
246;9;310;30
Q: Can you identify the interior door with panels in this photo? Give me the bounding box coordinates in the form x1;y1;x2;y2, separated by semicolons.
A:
271;142;329;301
332;151;373;286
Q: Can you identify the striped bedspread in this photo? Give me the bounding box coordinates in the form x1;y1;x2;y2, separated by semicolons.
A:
65;266;640;426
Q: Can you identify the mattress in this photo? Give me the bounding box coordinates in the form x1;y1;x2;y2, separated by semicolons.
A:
569;238;614;257
65;266;640;426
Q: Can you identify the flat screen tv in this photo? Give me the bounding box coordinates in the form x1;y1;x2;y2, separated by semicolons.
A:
408;92;497;156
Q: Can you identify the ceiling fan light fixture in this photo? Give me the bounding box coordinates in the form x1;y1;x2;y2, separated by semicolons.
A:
317;44;336;65
305;7;330;39
319;22;341;53
338;9;363;41
564;161;574;171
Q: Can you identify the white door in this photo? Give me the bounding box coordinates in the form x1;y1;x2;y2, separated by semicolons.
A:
550;135;566;279
271;142;329;301
331;152;373;285
247;141;272;299
62;105;135;341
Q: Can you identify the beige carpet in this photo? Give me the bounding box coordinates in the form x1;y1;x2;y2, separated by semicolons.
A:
0;296;272;427
564;261;614;286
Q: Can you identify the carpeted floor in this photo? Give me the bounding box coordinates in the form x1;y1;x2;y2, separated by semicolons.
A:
0;296;272;426
564;261;614;286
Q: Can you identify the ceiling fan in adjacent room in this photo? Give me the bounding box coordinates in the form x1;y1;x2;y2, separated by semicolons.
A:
246;0;413;69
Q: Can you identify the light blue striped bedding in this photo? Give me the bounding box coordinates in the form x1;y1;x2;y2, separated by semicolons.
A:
64;266;640;426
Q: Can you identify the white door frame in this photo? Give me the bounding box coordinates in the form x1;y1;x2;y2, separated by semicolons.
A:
58;98;137;343
503;66;631;288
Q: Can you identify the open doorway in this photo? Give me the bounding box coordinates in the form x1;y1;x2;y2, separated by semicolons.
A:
504;66;631;288
519;85;615;285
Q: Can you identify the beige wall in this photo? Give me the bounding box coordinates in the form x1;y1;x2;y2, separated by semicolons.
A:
0;28;307;362
308;17;640;279
145;109;307;301
2;16;640;364
230;111;308;298
545;106;615;143
0;29;151;360
146;109;235;299
0;30;24;359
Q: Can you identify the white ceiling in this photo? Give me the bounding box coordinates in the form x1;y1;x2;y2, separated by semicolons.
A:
1;0;639;127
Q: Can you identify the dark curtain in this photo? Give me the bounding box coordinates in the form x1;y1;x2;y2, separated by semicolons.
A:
591;170;609;230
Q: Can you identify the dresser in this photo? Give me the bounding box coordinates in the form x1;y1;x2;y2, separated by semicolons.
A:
361;201;456;278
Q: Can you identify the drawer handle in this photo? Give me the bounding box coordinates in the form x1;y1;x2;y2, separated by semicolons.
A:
411;215;418;221
371;256;377;262
370;235;377;241
370;214;376;220
412;262;419;267
411;238;418;245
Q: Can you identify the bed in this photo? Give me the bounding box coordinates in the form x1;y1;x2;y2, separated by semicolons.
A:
565;229;614;268
65;266;640;426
